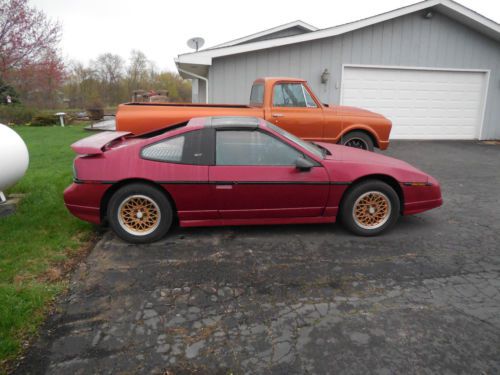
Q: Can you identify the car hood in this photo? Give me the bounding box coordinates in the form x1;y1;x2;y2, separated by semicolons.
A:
328;105;385;118
315;142;424;172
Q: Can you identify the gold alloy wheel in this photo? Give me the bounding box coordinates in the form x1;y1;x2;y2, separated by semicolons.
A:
117;195;161;236
352;191;392;230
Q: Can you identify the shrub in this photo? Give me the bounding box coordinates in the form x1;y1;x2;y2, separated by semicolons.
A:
87;108;104;121
86;101;104;121
0;105;35;125
30;111;78;127
30;113;58;126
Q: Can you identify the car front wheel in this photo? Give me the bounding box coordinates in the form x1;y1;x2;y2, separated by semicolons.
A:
107;183;173;243
340;180;400;236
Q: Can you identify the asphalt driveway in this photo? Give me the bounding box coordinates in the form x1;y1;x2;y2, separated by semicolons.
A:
16;141;500;374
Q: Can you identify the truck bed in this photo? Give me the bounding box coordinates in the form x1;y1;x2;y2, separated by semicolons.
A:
116;102;264;134
122;102;252;108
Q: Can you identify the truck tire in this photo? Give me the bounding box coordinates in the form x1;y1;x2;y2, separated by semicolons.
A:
341;131;374;151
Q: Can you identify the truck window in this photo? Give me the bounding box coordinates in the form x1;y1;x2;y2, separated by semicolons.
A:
303;86;318;108
273;83;317;108
250;83;264;107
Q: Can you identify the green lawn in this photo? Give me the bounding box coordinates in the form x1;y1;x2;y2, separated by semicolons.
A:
0;125;94;370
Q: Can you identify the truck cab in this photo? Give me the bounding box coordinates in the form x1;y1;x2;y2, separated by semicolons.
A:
250;77;391;151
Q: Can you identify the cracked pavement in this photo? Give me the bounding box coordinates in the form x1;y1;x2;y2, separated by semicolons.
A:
16;141;500;374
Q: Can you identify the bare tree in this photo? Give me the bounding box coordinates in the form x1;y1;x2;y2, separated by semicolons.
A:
63;51;192;107
63;61;99;107
93;53;124;85
92;53;124;105
127;50;149;91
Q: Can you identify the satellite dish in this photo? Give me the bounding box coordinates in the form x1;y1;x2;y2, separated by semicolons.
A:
0;124;29;202
187;37;205;52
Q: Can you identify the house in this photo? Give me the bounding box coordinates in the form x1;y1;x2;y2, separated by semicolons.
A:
175;0;500;140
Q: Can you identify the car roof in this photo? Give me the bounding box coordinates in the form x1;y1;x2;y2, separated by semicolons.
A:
188;116;265;129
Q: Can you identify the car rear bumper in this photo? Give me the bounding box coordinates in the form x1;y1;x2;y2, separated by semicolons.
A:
64;182;109;224
65;203;101;224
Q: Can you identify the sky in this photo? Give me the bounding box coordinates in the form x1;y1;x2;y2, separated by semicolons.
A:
31;0;500;72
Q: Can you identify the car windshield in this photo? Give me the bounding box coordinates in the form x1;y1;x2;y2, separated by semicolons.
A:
265;121;324;158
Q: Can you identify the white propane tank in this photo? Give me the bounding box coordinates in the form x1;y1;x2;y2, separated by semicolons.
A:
0;124;29;202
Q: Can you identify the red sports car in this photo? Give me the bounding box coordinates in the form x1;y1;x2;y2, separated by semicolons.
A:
64;117;442;243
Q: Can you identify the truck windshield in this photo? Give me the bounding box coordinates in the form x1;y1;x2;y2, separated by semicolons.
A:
266;122;324;159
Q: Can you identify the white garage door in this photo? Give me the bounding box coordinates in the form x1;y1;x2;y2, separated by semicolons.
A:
341;66;488;139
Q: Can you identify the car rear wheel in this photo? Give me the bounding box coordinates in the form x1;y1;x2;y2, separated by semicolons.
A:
341;131;374;151
107;183;173;243
340;180;400;236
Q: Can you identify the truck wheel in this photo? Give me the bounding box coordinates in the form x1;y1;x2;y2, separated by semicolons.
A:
341;131;374;151
340;180;400;236
107;183;173;244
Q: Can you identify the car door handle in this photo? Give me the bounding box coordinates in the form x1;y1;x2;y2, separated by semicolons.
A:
272;113;284;118
216;185;233;190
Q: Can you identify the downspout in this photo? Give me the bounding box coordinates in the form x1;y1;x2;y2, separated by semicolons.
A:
177;67;209;104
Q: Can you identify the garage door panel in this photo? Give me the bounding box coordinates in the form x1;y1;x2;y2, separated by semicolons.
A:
341;66;487;139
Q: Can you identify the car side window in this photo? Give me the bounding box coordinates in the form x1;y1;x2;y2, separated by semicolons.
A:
216;130;302;166
273;83;317;108
141;129;212;165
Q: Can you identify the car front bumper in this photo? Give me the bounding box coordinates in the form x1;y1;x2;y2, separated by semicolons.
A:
402;177;443;215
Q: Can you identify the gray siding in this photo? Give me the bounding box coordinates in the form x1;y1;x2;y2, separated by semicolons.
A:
191;79;207;103
209;11;500;139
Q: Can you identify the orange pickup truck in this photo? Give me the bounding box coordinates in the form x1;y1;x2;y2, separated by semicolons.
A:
116;77;392;151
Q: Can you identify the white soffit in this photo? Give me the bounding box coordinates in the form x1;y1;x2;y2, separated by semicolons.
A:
208;20;319;49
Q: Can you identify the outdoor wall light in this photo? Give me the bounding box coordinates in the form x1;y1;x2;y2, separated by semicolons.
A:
424;11;433;19
321;69;330;84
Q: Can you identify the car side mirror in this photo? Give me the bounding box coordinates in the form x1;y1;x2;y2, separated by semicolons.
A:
295;157;314;172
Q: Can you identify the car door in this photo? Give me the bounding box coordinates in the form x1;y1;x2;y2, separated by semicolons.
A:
141;128;216;222
209;128;329;219
268;82;324;141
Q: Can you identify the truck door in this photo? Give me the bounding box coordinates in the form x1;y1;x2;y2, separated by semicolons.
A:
268;82;324;142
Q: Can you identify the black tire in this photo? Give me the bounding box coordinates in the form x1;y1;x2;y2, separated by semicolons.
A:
341;131;374;151
107;183;173;243
340;180;400;236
